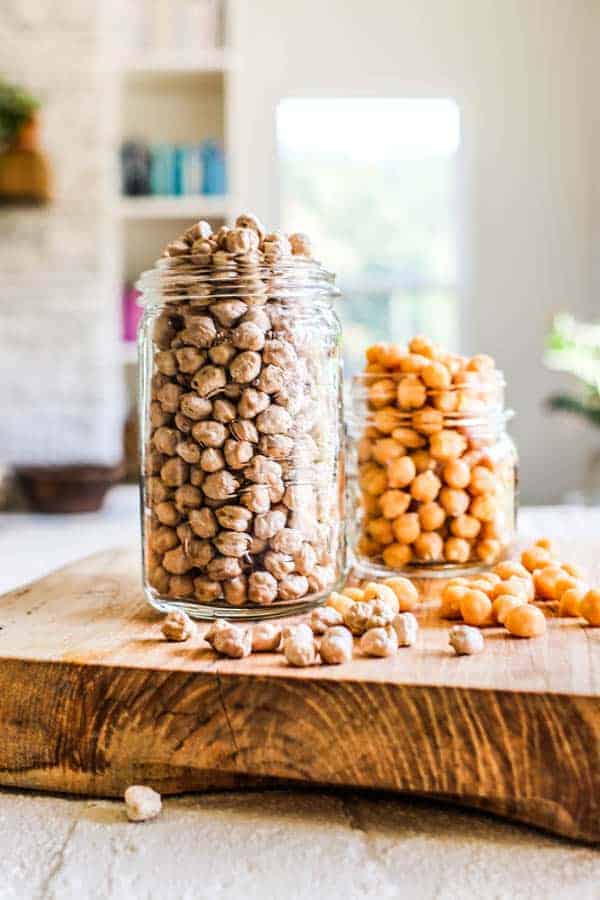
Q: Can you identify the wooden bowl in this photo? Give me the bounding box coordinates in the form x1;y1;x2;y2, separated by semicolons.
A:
17;464;125;514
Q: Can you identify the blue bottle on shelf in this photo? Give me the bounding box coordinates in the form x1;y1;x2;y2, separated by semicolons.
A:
201;140;226;195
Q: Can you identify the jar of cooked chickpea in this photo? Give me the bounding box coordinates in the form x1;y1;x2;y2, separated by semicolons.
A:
138;215;347;619
348;337;517;577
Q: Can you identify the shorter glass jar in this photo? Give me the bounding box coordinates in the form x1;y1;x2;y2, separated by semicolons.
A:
138;244;346;619
348;369;517;577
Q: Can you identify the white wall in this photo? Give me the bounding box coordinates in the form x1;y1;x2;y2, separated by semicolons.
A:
232;0;598;504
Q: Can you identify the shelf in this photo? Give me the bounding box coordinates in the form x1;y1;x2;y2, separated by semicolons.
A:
121;48;237;79
119;195;230;220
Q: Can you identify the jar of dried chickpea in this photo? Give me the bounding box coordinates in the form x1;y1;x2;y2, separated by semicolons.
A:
138;215;347;619
348;337;517;577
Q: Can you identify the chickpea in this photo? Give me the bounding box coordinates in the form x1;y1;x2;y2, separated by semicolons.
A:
492;594;526;625
532;564;564;601
362;581;399;611
210;300;247;328
188;508;217;538
263;338;296;368
450;514;481;540
418;502;445;531
150;525;179;555
579;589;600;626
469;494;497;522
397;375;427;410
199;447;224;473
224;576;248;607
230;350;262;384
534;538;554;553
521;545;554;572
407;335;435;358
494;560;529;581
163;545;194;576
413;531;444;562
440;582;468;619
369;378;397;408
256;405;293;435
259;434;294;460
223;438;254;470
491;576;531;601
209;343;236;366
442;459;471;489
207;556;243;581
385;346;421;369
160;457;189;487
146;476;170;505
257;364;285;395
149;565;170;594
421;361;451;390
380;489;411;520
203;470;239;500
175;440;201;465
150;401;171;429
383;576;419;611
412;407;444;435
191;365;227;398
231;321;265;352
366;343;388;365
476;539;501;564
504;604;546;638
264;551;295;580
392;512;420;545
179;394;212;422
155;501;180;527
373;407;399;434
212;398;237;425
444;537;471;564
191;420;228;448
409;450;433;474
562;561;586;580
358;437;372;463
344;587;366;603
429;430;467;461
180;316;216;348
459;588;492;626
174;484;202;512
278;574;309;601
168;575;194;600
388;456;417;489
559;585;587;617
238;388;270;419
383;543;413;568
193;576;223;603
326;591;356;616
153;426;179;456
372;438;405;466
215;505;253;532
439;487;469;517
366;517;394;545
175;346;206;374
231;419;259;443
432;390;458;414
466;353;495;374
469;465;498;495
411;471;441;503
391;427;426;449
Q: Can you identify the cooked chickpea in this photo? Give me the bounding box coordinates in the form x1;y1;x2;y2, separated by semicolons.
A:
392;513;420;545
533;564;564;601
408;335;436;358
439;487;470;517
459;588;492;626
391;427;426;449
360;464;388;496
504;604;546;638
383;543;413;568
388;456;417;489
562;561;586;580
421;360;451;390
559;585;587;617
429;430;466;461
442;459;471;489
469;466;497;496
411;470;441;503
413;531;444;562
380;489;411;520
373;407;399;434
469;494;497;522
580;589;600;626
369;378;397;408
366;517;394;545
411;450;435;473
440;582;468;619
383;576;418;611
476;539;501;564
326;591;357;616
432;390;458;413
397;375;427;410
362;493;381;516
418;501;445;531
494;560;529;580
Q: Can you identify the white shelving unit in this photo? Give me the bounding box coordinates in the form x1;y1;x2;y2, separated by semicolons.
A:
117;1;238;367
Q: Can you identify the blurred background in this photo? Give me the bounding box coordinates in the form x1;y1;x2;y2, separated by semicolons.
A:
0;0;599;510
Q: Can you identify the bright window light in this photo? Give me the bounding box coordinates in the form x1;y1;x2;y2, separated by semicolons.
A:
277;98;461;374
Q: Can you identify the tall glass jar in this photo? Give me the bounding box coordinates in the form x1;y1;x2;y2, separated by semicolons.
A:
138;232;346;619
348;365;517;577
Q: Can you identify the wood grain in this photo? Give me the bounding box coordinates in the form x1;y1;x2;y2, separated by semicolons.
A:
0;547;598;843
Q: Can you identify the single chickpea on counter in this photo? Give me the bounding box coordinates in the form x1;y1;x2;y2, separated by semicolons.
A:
350;337;517;575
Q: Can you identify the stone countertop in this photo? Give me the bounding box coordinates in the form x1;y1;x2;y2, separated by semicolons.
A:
0;487;598;899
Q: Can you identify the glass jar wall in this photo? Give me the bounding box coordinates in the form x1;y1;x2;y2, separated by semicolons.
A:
348;348;517;577
138;224;346;619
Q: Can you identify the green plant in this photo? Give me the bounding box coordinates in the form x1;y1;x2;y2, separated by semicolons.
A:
0;79;39;149
544;314;600;427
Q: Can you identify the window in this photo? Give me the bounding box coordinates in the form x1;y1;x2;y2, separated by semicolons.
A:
277;98;461;374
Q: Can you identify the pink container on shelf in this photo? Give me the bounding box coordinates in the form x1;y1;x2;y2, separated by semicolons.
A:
122;284;143;343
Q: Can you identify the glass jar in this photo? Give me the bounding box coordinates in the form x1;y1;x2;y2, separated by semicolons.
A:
348;369;517;577
137;246;346;619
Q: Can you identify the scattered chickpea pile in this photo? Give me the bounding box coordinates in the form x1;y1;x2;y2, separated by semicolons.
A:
355;337;516;569
144;214;341;609
440;537;600;649
161;576;420;666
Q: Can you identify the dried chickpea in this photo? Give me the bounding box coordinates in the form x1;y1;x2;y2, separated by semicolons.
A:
439;487;470;517
326;591;356;616
387;456;417;489
397;375;427;410
310;606;344;634
418;501;446;531
380;488;411;519
444;537;471;564
413;532;444;562
442;459;471;489
580;589;600;626
459;589;492;626
559;585;586;618
343;587;365;602
505;604;546;638
448;624;484;655
360;625;398;658
411;471;441;503
383;576;419;612
362;581;399;613
521;545;554;572
392;512;420;545
372;438;405;466
450;514;481;540
383;543;413;568
492;594;526;625
320;628;354;665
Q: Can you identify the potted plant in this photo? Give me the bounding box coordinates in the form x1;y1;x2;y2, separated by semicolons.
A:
0;78;51;204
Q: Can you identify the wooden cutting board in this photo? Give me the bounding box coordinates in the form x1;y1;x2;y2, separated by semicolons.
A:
0;547;597;843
